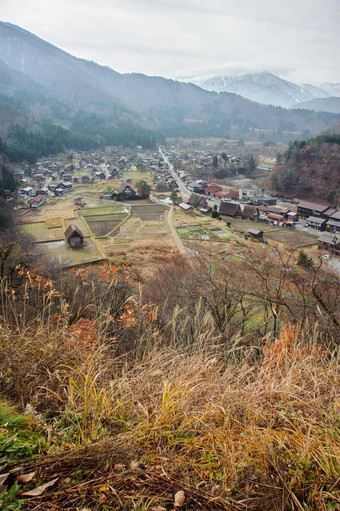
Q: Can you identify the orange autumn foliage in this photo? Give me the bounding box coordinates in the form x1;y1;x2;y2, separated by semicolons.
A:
262;323;329;375
68;318;99;350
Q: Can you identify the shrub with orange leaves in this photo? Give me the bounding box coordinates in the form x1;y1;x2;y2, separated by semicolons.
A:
117;300;157;328
68;318;98;350
15;264;61;300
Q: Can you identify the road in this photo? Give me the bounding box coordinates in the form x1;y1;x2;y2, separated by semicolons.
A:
159;147;191;199
166;205;188;256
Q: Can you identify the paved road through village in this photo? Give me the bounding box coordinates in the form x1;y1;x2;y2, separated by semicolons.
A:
159;147;191;199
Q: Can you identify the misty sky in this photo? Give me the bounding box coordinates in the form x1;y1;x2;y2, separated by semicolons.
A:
1;0;339;84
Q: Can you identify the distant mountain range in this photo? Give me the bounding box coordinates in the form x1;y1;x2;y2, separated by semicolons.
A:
293;97;340;115
0;22;339;145
180;72;340;112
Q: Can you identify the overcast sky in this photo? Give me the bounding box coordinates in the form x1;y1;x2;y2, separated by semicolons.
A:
1;0;339;84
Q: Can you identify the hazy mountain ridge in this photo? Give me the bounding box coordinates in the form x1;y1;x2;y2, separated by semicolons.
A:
293;97;340;115
182;72;340;110
0;22;339;143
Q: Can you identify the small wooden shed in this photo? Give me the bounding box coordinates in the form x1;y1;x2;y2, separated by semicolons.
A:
247;228;263;240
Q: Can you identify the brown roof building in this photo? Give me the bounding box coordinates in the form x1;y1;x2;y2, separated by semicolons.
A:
297;201;330;218
218;202;241;217
116;183;137;196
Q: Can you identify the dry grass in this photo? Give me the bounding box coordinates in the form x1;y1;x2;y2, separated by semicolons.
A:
126;240;183;279
1;323;339;510
0;258;339;510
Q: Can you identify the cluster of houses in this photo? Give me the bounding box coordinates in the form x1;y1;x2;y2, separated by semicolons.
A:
215;201;299;226
295;200;340;256
15;148;162;208
154;166;178;191
296;201;340;233
181;192;340;233
178;191;340;255
166;148;245;180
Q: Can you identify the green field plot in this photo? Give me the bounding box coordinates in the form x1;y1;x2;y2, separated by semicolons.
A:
131;232;168;240
177;225;221;241
37;238;104;267
20;222;64;242
226;218;280;233
130;204;167;221
133;212;165;221
78;206;129;237
264;230;317;248
86;220;122;237
79;205;128;217
140;225;167;234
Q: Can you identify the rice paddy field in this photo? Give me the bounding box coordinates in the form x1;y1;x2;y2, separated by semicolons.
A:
20;222;65;242
264;229;317;248
36;238;105;267
103;204;169;255
225;218;282;233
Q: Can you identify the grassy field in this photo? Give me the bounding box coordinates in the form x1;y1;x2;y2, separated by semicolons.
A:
36;238;104;266
85;220;123;237
20;222;64;242
83;204;171;255
79;205;129;217
223;218;318;248
225;218;282;233
265;229;317;248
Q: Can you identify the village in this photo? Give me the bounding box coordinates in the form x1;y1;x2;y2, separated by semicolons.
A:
8;143;340;272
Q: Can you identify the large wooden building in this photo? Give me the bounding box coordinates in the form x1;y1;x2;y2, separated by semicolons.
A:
297;201;331;218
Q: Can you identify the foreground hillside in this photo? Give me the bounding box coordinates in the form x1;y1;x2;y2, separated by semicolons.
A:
0;237;339;509
268;134;340;205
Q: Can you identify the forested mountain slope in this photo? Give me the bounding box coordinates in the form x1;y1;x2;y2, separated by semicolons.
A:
268;134;340;205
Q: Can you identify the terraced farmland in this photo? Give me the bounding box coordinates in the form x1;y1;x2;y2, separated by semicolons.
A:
104;204;169;254
20;202;171;265
78;205;130;237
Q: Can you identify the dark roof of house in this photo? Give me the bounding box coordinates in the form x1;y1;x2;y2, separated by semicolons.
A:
330;210;340;221
324;208;338;217
307;216;326;224
219;202;240;217
327;219;340;228
268;213;285;220
267;206;289;215
318;234;340;246
65;224;84;240
241;205;257;218
298;201;329;212
248;228;263;236
116;182;136;194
